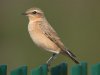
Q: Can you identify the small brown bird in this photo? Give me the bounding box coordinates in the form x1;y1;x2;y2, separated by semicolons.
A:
23;7;80;65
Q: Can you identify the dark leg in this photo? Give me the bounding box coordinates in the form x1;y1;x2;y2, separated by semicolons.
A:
46;53;58;66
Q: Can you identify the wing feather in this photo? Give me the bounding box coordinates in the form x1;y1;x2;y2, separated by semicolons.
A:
37;20;66;50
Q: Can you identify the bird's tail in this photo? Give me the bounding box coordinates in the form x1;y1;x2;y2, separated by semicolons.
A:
62;49;80;64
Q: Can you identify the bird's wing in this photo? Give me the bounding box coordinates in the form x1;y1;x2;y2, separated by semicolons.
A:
36;21;78;61
37;20;66;50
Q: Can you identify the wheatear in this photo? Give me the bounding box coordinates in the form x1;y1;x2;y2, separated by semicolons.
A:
23;7;80;65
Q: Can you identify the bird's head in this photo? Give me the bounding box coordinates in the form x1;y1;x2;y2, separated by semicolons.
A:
23;7;44;20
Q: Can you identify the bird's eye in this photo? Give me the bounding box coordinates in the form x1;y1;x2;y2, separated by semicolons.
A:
32;11;37;14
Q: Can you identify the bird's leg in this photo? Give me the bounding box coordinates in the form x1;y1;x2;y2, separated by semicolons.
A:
46;53;58;66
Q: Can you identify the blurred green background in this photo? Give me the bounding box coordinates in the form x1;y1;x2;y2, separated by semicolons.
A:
0;0;100;74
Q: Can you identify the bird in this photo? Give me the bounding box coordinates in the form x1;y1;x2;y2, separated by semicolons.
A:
23;7;80;66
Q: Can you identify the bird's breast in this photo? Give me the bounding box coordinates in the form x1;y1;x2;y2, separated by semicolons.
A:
28;22;60;53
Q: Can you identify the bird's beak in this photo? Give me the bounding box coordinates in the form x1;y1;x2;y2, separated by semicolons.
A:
22;12;28;15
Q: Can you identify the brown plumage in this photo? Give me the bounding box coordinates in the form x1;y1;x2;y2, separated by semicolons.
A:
23;7;80;64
